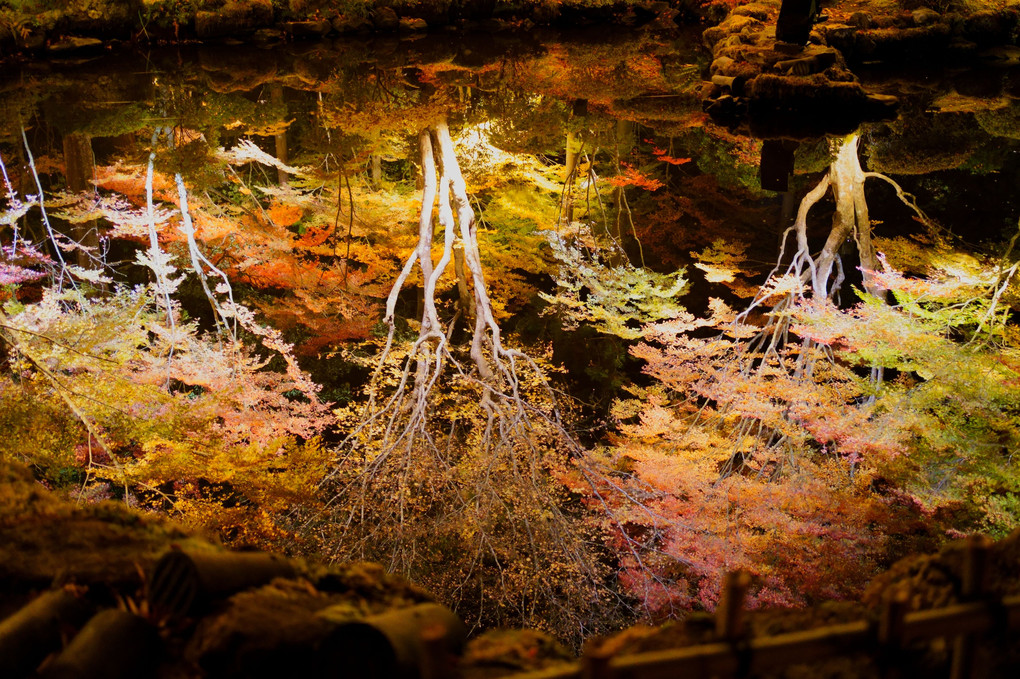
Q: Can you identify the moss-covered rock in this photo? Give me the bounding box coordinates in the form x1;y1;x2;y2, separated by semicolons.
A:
0;459;206;593
461;628;574;678
195;0;273;38
975;101;1020;140
183;571;434;677
866;111;982;174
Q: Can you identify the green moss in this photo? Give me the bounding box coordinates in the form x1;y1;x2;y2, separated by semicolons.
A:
794;137;836;175
139;0;204;30
154;138;227;190
46;101;151;137
680;128;768;198
866;112;982;175
484;95;569;157
975;103;1020;141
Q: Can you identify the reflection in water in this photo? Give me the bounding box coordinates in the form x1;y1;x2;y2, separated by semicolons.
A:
759;138;798;192
2;33;1020;641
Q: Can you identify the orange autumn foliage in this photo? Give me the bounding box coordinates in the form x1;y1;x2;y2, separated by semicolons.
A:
268;201;303;228
608;164;664;191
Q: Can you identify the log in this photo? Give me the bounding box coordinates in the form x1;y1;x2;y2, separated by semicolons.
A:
319;603;468;679
0;589;92;679
37;609;161;679
147;549;296;619
710;74;747;96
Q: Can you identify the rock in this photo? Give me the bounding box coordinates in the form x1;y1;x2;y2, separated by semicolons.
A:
980;44;1020;64
293;55;334;86
864;93;899;119
712;35;747;60
748;74;866;108
947;38;979;59
710;56;736;75
704;2;730;23
626;3;660;26
1006;70;1020;98
199;47;279;92
730;3;771;21
952;68;1003;98
46;36;104;56
371;7;400;31
477;18;507;32
39;609;162;679
196;0;274;39
818;23;857;50
21;29;47;51
724;14;761;34
0;459;203;590
774;46;839;76
964;9;1020;44
399;17;428;32
702;25;728;49
332;15;373;34
182;560;436;678
252;28;286;45
246;0;274;25
849;12;871;29
184;579;343;677
911;8;940;27
703;93;743;119
703;14;762;49
283;20;332;38
463;629;573;676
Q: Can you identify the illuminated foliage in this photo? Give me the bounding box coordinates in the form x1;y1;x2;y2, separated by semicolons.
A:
312;120;638;644
589;136;1020;613
2;37;1020;649
541;224;689;339
0;286;330;548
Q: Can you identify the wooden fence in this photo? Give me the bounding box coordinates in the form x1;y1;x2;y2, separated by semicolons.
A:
504;536;1020;679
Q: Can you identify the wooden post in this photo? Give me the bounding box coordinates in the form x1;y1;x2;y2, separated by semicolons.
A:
716;570;752;640
878;584;910;679
961;534;991;599
582;639;613;679
419;622;449;679
878;585;909;646
950;535;991;679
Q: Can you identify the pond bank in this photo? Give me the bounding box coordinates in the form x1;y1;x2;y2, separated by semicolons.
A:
702;0;1020;136
2;0;684;61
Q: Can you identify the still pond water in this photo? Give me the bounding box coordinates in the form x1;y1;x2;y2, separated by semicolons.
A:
2;29;1020;397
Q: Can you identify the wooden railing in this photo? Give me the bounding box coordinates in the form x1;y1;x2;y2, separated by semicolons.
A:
504;536;1020;679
